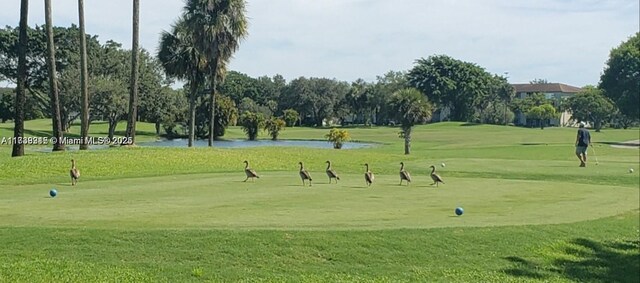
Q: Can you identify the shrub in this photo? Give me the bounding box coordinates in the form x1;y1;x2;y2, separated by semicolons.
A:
264;117;286;140
238;111;265;140
325;128;350;149
283;109;299;127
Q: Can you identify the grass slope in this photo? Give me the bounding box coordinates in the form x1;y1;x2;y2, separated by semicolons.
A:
0;121;638;282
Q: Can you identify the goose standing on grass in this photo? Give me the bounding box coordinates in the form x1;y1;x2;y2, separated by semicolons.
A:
364;163;375;187
429;165;445;187
243;160;260;182
70;159;80;186
299;162;313;186
325;160;340;183
399;162;411;185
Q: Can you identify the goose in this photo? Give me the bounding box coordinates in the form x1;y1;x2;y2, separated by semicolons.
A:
429;165;445;187
364;163;375;187
299;162;312;186
399;162;411;185
243;160;260;182
325;160;340;183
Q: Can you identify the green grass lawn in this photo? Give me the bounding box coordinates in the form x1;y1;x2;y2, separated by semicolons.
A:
0;120;638;282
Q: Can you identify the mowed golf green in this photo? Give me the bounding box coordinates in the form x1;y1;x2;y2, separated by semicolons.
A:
0;121;638;282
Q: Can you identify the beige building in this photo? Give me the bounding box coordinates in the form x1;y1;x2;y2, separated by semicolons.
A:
511;83;583;127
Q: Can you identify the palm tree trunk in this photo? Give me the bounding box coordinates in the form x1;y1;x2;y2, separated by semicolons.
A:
188;78;197;147
45;0;64;152
125;0;139;145
78;0;90;150
12;0;28;157
404;126;412;155
208;60;218;147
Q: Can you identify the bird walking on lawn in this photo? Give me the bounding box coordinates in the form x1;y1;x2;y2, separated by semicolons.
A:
70;159;80;186
399;162;411;185
299;162;312;186
364;163;375;187
429;165;445;187
243;160;260;182
325;160;340;183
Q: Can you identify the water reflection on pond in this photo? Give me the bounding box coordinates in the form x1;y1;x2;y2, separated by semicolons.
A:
138;139;374;149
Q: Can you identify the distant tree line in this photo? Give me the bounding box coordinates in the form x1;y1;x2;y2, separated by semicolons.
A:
1;16;637;155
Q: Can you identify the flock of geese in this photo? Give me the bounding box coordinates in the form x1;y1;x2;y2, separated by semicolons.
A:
243;160;445;187
67;159;445;188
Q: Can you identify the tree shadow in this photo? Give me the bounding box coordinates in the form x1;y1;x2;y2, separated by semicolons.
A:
504;238;640;282
23;128;53;137
460;122;482;126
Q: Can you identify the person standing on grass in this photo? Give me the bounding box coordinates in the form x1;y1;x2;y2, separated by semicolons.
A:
575;122;591;167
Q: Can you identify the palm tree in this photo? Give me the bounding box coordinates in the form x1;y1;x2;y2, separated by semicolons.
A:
45;0;64;152
183;0;248;146
125;0;140;145
12;0;28;157
158;18;205;147
78;0;90;150
388;88;433;155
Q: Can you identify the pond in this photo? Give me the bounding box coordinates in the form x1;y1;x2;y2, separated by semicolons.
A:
137;139;374;149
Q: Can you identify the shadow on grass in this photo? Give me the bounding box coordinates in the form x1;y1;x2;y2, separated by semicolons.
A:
598;141;639;147
460;122;482;126
504;238;640;282
23;129;53;138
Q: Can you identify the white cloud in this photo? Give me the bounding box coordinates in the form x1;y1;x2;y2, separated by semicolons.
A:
0;0;637;86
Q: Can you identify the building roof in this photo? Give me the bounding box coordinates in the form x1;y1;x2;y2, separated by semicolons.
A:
511;83;583;93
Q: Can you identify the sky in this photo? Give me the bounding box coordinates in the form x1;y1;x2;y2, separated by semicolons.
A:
1;0;638;87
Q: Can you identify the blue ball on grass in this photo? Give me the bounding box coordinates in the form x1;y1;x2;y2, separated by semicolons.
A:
49;189;57;198
455;207;464;216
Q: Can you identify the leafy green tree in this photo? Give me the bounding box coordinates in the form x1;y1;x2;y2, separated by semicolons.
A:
526;104;557;129
345;79;376;125
325;128;350;149
279;77;347;127
12;0;28;157
195;93;237;139
599;32;639;122
408;55;494;122
160;88;189;137
264;117;286;140
388;88;433;155
237;97;255;113
139;86;187;136
373;71;408;125
214;94;238;137
58;68;81;131
238;111;264;140
493;75;515;125
480;101;514;125
562;86;615;132
183;0;249;146
282;109;299;127
511;92;549;118
218;70;258;105
0;88;13;123
90;77;128;139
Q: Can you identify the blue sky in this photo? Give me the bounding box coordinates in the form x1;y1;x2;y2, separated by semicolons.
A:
1;0;638;87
